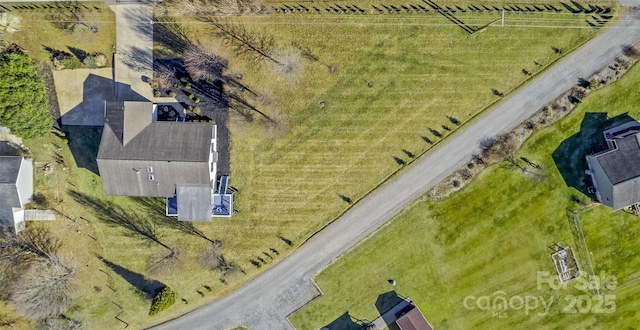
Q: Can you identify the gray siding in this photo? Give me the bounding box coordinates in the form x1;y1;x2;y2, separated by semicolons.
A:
587;155;614;208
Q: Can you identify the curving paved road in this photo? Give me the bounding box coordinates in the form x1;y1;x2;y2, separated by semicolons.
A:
155;4;640;330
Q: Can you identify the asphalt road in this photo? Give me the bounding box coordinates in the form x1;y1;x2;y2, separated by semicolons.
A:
155;5;640;330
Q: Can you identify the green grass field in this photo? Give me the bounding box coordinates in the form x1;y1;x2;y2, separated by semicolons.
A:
0;2;620;328
290;53;640;329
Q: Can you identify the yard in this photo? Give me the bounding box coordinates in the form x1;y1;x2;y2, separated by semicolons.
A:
290;52;640;329
2;2;116;67
0;1;621;328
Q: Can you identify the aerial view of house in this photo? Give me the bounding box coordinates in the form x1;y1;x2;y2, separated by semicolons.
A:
0;155;32;233
1;0;640;329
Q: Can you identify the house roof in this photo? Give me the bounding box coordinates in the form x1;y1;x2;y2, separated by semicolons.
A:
0;156;29;227
395;305;433;330
98;102;214;162
594;134;640;185
590;133;640;209
98;101;215;203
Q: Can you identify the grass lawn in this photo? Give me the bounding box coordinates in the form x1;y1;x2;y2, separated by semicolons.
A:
0;2;619;328
3;2;116;66
290;52;640;328
164;0;612;255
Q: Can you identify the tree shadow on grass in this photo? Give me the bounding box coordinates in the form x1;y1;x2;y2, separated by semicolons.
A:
130;197;217;243
552;112;635;195
69;191;171;250
97;254;165;299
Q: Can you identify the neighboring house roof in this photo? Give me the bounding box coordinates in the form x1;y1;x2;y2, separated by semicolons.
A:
394;304;433;330
0;156;33;229
588;131;640;209
97;101;215;198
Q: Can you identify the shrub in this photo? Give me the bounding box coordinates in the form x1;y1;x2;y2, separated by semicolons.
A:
173;82;181;89
93;53;107;67
153;90;161;97
179;76;188;83
194;98;200;104
168;91;177;98
188;93;195;99
83;56;98;69
61;56;80;70
193;107;201;115
185;83;191;89
149;287;177;316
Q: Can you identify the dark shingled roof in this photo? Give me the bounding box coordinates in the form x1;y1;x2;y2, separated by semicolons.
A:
97;102;214;197
98;102;213;162
595;134;640;185
0;157;23;227
395;305;433;330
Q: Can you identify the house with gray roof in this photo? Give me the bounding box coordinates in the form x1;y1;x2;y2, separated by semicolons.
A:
0;156;33;233
97;101;233;221
586;121;640;210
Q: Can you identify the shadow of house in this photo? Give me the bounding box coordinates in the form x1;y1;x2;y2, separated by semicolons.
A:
321;312;365;330
63;125;103;175
60;74;147;175
98;255;165;299
552;112;635;196
60;73;147;127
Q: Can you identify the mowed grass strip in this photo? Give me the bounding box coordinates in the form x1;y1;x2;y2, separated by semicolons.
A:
290;59;640;329
183;7;604;250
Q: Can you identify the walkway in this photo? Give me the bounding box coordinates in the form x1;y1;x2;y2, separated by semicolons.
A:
111;3;154;101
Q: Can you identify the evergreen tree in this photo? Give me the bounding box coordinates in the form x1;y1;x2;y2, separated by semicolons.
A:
0;50;52;138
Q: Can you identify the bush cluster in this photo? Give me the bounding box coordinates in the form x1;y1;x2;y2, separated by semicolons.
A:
149;287;177;316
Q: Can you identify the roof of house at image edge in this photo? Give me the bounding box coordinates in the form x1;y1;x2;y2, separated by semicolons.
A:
592;133;640;184
394;303;433;330
589;132;640;209
97;101;215;197
0;157;32;227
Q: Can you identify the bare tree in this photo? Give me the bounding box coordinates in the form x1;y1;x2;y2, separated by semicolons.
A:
203;18;278;66
154;61;177;89
271;48;303;83
147;248;181;275
183;45;228;81
171;0;263;16
10;257;77;320
197;241;242;280
0;226;63;294
197;240;223;271
47;1;97;34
